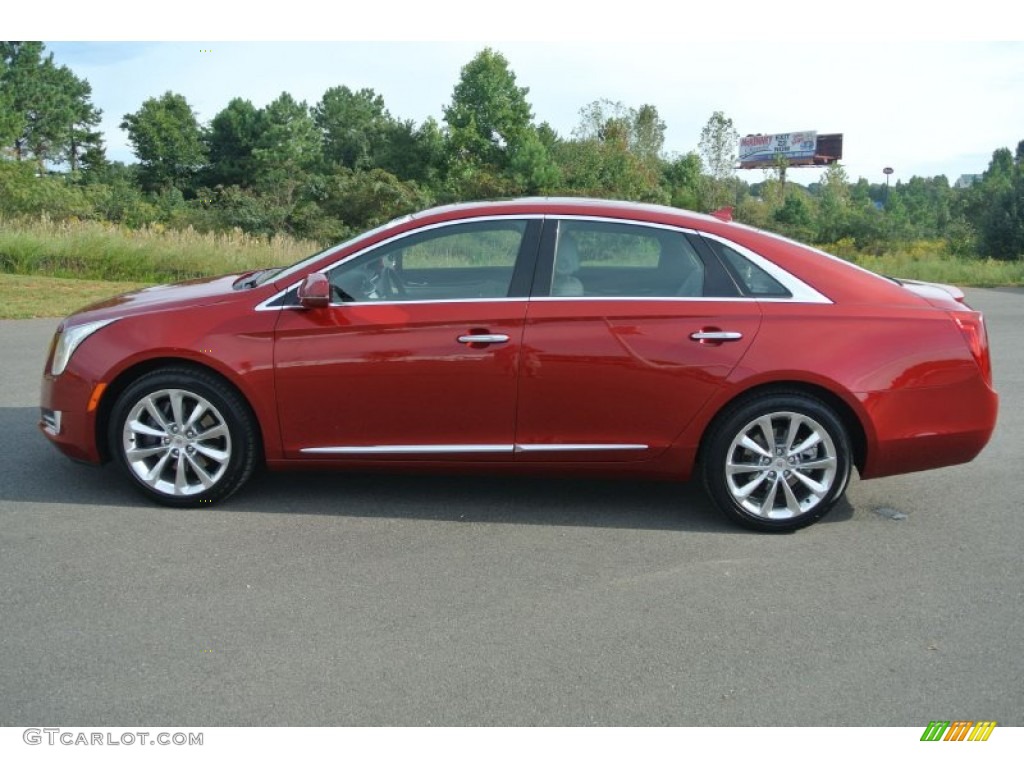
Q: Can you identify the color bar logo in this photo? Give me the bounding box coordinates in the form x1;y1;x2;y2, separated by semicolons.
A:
920;721;997;741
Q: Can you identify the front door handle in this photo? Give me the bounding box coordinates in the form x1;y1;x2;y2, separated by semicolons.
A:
690;330;743;342
457;334;510;345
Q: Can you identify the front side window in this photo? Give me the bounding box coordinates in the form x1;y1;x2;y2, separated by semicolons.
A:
327;219;527;303
551;220;706;298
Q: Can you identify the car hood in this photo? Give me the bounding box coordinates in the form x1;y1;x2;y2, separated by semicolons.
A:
61;273;253;326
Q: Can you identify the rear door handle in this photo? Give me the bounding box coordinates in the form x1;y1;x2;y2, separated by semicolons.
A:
690;331;743;342
458;334;510;344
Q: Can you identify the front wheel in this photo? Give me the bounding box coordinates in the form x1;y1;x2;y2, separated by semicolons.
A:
109;368;259;506
702;393;852;532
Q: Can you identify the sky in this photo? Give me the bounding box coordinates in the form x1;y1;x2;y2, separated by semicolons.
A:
20;2;1024;188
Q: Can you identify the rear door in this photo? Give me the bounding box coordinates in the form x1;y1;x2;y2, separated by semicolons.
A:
514;217;762;460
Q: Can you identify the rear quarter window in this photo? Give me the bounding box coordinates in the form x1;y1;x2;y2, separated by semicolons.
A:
710;240;791;298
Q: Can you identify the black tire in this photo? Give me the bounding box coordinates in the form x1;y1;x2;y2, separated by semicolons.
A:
109;367;259;507
702;392;852;532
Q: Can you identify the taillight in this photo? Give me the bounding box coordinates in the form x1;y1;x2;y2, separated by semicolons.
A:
952;310;992;386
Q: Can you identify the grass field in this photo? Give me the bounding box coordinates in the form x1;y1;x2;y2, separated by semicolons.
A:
0;217;320;283
0;273;152;319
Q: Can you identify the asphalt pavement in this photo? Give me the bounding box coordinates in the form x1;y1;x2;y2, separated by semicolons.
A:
1;289;1021;726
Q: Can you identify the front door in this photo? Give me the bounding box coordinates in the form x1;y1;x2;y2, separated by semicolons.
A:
274;217;539;460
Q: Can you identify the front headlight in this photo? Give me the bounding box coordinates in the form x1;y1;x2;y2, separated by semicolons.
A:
50;319;117;376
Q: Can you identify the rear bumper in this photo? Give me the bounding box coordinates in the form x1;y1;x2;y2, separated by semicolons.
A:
859;375;998;479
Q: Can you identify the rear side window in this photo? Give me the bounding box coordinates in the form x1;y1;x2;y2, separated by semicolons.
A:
710;241;791;298
551;220;706;298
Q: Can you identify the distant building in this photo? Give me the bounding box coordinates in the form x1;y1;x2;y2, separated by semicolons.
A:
954;174;982;189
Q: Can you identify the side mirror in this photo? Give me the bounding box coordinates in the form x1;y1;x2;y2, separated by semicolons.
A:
297;273;331;309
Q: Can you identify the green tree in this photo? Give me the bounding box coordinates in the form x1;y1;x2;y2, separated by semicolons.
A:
59;66;103;174
204;97;262;188
121;91;207;192
443;48;535;172
662;152;702;210
973;145;1024;259
772;192;815;242
314;86;392;171
574;99;666;160
319;167;432;236
0;56;17;151
1;42;101;173
250;92;321;229
698;111;739;210
815;164;851;242
375;117;446;187
557;99;667;202
0;42;43;161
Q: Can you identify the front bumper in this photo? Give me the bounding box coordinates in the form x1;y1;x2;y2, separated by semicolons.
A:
39;370;104;464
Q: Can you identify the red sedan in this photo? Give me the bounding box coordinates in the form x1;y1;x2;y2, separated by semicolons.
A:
39;199;998;531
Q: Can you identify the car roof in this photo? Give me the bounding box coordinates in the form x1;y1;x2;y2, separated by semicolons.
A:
404;197;725;228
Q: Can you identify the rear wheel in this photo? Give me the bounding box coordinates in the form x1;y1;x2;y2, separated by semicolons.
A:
703;393;852;532
109;368;258;506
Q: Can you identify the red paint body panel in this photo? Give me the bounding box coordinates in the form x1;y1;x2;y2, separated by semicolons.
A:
38;198;998;497
273;300;527;458
516;299;762;460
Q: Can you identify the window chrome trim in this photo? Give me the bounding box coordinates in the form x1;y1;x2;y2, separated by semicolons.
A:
256;214;544;312
300;443;650;455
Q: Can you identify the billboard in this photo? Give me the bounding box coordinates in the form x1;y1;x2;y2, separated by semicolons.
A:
739;131;818;167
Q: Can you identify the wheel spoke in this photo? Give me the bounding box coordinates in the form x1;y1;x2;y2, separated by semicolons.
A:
184;401;207;429
759;476;780;515
739;435;771;458
127;444;167;461
791;469;829;496
128;419;166;439
174;452;188;494
145;450;173;483
186;453;215;489
756;416;775;455
798;457;837;471
780;478;803;516
169;390;186;429
727;460;764;476
194;443;229;463
734;472;769;500
790;431;822;456
194;424;228;442
783;415;804;453
143;397;171;432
